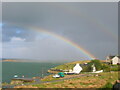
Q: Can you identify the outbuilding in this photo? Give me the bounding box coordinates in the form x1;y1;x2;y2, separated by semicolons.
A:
106;55;120;65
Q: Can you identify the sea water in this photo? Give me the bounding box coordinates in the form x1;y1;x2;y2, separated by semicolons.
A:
2;62;63;83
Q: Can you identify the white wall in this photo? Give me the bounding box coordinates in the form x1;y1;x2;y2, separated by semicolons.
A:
112;56;120;65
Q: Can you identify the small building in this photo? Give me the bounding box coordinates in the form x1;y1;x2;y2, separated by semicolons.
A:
64;63;83;75
106;55;120;65
72;63;83;74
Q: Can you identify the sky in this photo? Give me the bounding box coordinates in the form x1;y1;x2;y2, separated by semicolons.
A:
1;2;118;62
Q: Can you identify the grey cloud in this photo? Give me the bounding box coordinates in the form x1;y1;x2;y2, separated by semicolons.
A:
2;24;37;42
2;2;118;60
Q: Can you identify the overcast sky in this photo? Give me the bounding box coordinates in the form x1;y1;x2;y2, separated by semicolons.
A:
1;2;118;62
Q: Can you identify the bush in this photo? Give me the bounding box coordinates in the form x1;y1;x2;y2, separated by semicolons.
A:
83;60;102;72
81;60;119;72
111;65;118;71
102;64;110;72
102;82;113;88
81;65;90;72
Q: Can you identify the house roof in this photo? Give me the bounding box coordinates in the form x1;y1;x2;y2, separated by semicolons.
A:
108;56;115;59
108;55;120;59
116;56;120;58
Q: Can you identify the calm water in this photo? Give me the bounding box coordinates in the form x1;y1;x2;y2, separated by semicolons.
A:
2;62;63;83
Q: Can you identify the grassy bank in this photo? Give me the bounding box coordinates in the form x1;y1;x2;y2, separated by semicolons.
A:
33;72;118;88
14;60;119;88
14;71;118;88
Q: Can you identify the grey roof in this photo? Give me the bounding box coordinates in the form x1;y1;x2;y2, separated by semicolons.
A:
108;55;120;59
117;56;120;58
108;56;115;59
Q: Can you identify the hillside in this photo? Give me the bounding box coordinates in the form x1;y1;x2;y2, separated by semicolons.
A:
11;60;119;88
14;71;119;88
48;60;106;73
49;60;90;69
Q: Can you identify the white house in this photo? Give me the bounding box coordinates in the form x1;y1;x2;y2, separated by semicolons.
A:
106;55;120;65
64;63;83;74
112;56;120;65
73;63;83;74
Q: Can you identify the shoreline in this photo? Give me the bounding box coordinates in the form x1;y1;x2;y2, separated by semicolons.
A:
2;60;119;88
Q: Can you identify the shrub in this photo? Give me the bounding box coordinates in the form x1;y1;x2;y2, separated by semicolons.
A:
102;64;110;72
111;65;118;71
102;82;113;88
86;60;103;72
81;65;90;72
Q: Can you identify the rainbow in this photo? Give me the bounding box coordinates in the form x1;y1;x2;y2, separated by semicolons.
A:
29;27;96;59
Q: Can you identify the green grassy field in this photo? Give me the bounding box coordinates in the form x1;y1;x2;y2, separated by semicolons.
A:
14;60;119;88
31;71;118;88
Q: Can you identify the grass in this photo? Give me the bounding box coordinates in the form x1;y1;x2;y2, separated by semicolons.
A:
37;72;118;88
53;60;90;70
14;72;116;88
14;71;118;88
13;60;119;88
41;74;60;82
49;60;118;73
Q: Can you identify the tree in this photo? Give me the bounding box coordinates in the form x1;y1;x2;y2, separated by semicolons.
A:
87;60;102;71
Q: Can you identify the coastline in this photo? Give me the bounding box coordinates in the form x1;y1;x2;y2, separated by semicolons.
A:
2;60;119;88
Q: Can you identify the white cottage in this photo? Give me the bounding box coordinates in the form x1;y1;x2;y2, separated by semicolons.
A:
73;63;83;74
112;56;120;65
106;55;120;65
64;63;83;74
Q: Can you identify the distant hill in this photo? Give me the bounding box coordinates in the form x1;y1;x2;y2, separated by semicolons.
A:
2;59;18;62
2;58;27;62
